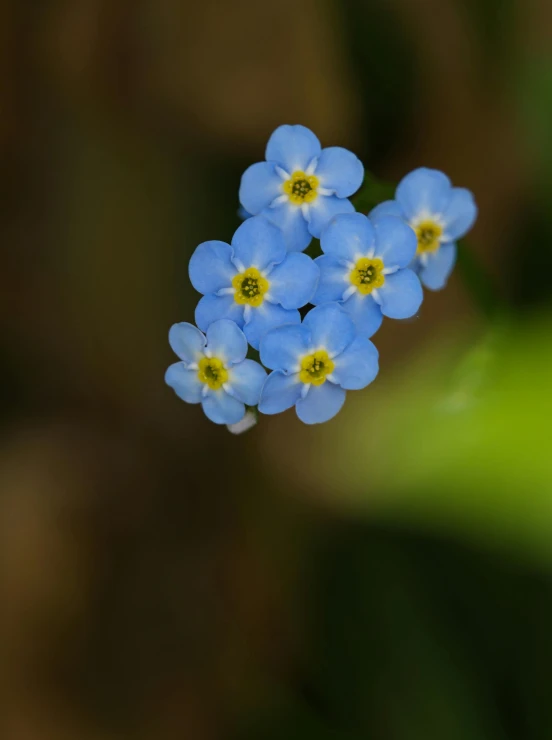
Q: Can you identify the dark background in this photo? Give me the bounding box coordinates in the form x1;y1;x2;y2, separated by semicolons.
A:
1;1;552;738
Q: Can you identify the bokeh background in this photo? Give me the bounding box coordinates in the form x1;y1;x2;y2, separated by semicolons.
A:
2;1;552;738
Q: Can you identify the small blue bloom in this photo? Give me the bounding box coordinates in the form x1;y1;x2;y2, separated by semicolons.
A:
165;319;267;425
239;124;364;252
258;303;379;425
370;167;478;291
311;212;423;337
189;216;319;349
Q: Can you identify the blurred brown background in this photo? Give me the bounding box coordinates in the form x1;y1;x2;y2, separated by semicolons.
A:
1;1;552;739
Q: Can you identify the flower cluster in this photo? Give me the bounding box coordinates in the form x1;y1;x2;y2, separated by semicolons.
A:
166;125;478;428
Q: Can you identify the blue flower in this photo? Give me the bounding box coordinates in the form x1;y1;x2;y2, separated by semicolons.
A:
311;212;423;337
370;167;478;290
239;124;364;252
189;216;319;349
258;303;379;425
165;319;267;425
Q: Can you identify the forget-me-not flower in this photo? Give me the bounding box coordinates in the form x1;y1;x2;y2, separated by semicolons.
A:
165;319;266;425
311;212;423;337
258;303;379;425
370;167;478;290
239;124;364;252
189;216;319;349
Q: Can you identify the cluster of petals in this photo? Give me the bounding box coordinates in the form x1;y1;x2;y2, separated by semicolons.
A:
189;217;319;350
166;125;478;427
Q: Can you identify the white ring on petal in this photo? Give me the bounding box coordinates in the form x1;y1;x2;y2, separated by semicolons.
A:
383;266;399;275
202;384;210;397
342;285;357;301
410;211;446;229
317;187;334;197
275;166;290;180
301;203;311;220
419;253;431;267
371;289;382;305
301;384;311;399
306;157;318;175
243;305;253;322
233;258;246;273
217;287;235;296
187;362;198;370
270;194;288;208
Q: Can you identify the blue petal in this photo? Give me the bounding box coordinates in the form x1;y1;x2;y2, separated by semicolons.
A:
231;215;286;271
372;215;417;269
369;200;403;221
244;302;301;350
314;147;364;198
165;362;202;404
258;370;302;415
307;195;355;239
417;243;457;291
239;162;283;215
377;268;423;319
295;382;346;424
441;188;478;241
331;336;379;390
267;252;319;309
195;294;245;332
320;212;375;263
340;291;383;338
261;201;312;252
303;303;356;356
312;255;349;303
202;390;245;425
206;319;247;365
168;322;206;364
260;323;310;372
396;168;452;221
189;241;236;295
265;124;321;173
228;359;267;405
238;206;253;221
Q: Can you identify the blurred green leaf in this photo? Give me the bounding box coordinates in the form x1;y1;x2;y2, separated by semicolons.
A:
518;55;552;192
298;315;552;564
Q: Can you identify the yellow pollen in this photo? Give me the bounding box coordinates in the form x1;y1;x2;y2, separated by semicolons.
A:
232;267;270;307
415;220;443;254
197;356;228;391
350;257;385;295
299;350;334;386
283;171;319;205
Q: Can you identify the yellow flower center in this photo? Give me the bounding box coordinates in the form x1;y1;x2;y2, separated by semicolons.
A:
283;171;319;205
232;267;270;307
415;220;443;254
197;357;228;391
350;257;385;295
299;350;334;386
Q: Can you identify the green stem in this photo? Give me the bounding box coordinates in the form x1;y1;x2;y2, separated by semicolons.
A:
351;173;396;212
455;240;505;320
